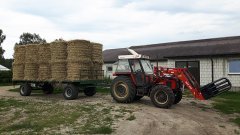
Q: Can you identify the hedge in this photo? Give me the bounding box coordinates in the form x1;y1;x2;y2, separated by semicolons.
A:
0;71;12;83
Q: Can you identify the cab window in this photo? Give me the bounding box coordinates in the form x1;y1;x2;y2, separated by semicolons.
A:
129;59;142;72
115;59;131;72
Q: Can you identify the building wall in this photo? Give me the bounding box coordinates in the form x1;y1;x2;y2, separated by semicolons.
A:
167;57;240;90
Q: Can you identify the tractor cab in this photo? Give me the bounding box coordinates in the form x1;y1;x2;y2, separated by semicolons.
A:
113;49;154;88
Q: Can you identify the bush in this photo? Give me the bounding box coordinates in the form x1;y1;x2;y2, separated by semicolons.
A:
0;71;12;83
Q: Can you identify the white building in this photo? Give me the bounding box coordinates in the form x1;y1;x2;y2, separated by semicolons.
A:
103;36;240;91
0;65;10;71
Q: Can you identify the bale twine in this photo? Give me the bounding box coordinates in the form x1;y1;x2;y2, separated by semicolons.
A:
12;63;24;80
51;61;67;81
67;40;91;62
38;64;51;81
91;42;103;63
67;61;92;81
25;44;39;63
38;43;51;63
24;63;38;80
13;45;25;64
50;41;67;62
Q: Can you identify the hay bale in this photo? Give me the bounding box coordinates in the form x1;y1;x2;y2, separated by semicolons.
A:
67;40;91;62
67;62;92;81
51;61;66;81
38;43;51;63
12;63;24;80
25;44;39;63
91;42;103;63
92;62;103;80
24;63;38;80
38;64;51;81
13;46;25;64
50;41;67;62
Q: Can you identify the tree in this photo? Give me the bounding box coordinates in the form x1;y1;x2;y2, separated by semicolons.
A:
0;29;6;64
54;38;65;42
16;32;46;45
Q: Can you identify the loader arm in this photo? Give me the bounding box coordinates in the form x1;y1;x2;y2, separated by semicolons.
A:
158;67;232;100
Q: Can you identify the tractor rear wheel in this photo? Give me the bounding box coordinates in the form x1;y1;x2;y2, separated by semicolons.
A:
173;90;182;104
150;85;175;108
111;76;136;103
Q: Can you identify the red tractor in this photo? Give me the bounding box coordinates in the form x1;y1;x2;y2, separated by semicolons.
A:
110;49;231;108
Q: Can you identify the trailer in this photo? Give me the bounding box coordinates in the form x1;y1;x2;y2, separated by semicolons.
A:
13;70;104;100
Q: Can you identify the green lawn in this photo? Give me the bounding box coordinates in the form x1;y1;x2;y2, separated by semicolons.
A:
212;91;240;126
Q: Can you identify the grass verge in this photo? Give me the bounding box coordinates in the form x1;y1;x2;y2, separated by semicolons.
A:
212;91;240;126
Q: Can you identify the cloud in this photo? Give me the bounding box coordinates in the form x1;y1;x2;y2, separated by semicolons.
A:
0;0;240;58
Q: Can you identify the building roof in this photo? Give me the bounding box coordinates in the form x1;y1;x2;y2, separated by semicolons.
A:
103;36;240;63
0;65;10;71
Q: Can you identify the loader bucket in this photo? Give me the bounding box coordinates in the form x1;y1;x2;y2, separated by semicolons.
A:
200;78;232;100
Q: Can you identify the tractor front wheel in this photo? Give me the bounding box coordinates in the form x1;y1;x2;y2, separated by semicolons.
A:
150;85;175;108
110;76;136;103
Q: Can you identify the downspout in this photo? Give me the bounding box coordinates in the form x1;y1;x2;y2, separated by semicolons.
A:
211;58;214;82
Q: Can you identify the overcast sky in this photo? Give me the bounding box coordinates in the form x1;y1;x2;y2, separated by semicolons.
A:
1;0;240;58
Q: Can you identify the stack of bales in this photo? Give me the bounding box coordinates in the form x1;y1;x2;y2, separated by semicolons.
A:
66;40;92;81
38;43;51;81
91;42;103;79
12;46;25;80
24;44;39;80
50;41;67;81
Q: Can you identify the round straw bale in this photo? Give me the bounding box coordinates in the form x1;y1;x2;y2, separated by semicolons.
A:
91;62;103;80
51;61;67;81
13;45;26;64
67;61;92;81
25;44;39;63
12;63;25;80
67;40;91;62
38;64;51;81
38;43;51;63
50;41;67;62
24;63;38;81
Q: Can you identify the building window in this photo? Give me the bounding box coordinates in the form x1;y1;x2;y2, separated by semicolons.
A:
107;66;113;72
228;59;240;74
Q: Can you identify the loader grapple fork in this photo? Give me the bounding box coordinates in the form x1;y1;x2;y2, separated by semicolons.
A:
200;78;232;100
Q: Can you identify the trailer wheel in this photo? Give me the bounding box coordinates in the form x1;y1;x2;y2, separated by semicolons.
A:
63;84;79;100
150;85;175;108
134;95;144;101
173;90;182;104
111;76;136;103
84;86;96;96
20;83;32;96
42;83;54;94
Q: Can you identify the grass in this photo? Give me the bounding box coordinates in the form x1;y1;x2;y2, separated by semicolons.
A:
96;87;110;94
0;97;134;134
212;91;240;126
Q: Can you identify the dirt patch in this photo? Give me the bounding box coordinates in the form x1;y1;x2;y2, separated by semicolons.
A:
0;86;239;135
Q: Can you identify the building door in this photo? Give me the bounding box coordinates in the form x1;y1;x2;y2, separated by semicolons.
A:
175;61;200;84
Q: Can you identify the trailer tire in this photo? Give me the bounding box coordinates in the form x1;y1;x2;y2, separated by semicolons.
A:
63;84;79;100
173;90;182;104
150;85;174;108
20;83;32;96
111;76;136;103
134;95;144;101
84;86;96;96
42;83;54;94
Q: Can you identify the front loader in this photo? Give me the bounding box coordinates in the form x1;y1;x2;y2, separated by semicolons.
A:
110;48;232;108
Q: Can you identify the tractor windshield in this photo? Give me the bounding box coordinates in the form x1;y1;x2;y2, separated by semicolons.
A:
141;59;153;74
